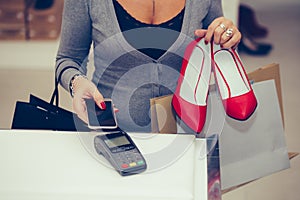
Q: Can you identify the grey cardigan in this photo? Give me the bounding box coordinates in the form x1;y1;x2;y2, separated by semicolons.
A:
56;0;223;132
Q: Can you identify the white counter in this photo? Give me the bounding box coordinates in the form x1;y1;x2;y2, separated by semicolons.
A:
0;130;208;200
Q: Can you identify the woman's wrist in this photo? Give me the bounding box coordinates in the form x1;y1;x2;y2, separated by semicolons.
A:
69;74;88;97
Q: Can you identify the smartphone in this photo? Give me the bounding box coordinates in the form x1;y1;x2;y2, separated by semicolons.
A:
86;98;118;130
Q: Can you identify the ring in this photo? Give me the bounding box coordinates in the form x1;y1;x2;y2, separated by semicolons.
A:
219;23;226;31
225;28;233;37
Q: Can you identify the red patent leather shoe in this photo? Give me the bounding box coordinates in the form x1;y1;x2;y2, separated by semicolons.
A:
172;38;211;133
212;45;257;120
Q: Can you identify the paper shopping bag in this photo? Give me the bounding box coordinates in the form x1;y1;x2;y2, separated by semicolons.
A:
219;80;290;190
247;63;284;124
150;95;177;134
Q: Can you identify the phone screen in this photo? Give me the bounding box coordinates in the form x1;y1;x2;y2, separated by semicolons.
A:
86;99;117;129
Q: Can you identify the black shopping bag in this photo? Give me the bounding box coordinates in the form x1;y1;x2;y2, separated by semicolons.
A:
11;66;90;132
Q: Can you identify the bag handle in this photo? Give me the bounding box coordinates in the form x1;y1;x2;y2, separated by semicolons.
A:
50;66;80;106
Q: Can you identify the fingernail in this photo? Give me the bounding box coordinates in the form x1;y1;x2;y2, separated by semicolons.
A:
100;101;106;110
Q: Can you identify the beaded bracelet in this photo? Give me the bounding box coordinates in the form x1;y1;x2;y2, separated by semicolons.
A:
69;74;87;97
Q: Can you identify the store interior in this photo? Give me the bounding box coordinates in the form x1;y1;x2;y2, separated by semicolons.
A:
0;0;299;199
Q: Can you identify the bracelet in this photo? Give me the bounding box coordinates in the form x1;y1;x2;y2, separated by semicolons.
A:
69;74;87;97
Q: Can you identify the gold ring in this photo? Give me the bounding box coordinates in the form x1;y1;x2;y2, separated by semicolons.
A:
219;23;226;31
225;28;233;37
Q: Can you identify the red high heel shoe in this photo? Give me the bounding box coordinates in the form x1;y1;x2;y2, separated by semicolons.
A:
212;44;257;120
172;37;211;133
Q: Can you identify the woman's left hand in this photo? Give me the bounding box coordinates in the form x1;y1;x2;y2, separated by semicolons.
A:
194;17;241;49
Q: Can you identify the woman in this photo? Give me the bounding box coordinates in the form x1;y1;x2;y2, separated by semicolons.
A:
55;0;241;132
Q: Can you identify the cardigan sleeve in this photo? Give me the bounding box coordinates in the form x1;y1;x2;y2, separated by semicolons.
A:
202;0;224;29
55;0;92;92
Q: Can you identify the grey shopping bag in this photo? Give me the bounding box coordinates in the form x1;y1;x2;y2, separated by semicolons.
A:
219;80;290;190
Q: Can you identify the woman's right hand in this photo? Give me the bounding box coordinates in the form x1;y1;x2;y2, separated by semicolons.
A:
71;76;106;123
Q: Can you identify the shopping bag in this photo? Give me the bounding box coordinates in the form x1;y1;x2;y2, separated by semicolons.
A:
11;67;89;131
247;63;284;123
11;95;88;131
150;95;177;134
150;63;290;191
219;79;290;190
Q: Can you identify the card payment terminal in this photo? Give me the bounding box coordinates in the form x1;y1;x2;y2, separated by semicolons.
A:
94;130;147;176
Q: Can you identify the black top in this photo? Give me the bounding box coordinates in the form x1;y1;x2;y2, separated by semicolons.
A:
113;0;185;60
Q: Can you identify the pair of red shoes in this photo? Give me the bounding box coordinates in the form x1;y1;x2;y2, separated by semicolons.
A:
172;38;257;133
